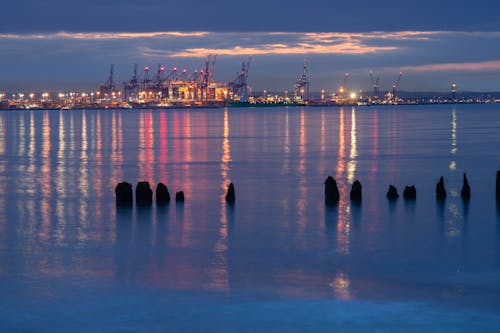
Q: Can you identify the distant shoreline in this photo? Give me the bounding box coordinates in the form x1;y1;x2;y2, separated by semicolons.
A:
0;99;498;111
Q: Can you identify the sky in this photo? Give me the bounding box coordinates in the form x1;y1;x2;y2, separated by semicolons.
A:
1;0;500;94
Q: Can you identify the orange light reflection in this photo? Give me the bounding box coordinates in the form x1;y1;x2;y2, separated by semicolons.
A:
40;111;51;241
330;272;353;300
180;112;193;249
335;108;351;255
158;111;168;184
138;111;155;182
110;111;124;186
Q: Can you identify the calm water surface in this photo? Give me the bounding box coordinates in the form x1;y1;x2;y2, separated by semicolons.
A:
0;105;499;332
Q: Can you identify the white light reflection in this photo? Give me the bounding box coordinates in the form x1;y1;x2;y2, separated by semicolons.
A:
447;203;462;236
220;108;232;194
0;114;5;155
55;111;66;245
79;111;89;232
280;110;291;222
347;107;357;184
68;112;76;157
210;108;231;291
28;111;36;173
370;110;379;175
95;111;104;225
57;111;66;188
282;111;290;171
26;112;35;190
0;114;5;227
40;111;51;242
18;115;25;158
449;108;457;171
296;109;307;246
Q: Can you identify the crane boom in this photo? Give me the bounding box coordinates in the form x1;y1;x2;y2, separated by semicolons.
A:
391;72;403;102
228;56;252;102
294;59;309;101
369;71;380;99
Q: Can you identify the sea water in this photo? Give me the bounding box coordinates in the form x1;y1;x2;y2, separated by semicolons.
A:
0;105;499;332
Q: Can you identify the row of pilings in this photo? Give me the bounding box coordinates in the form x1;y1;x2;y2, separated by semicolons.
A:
115;181;183;207
325;171;500;205
115;181;236;207
116;171;500;208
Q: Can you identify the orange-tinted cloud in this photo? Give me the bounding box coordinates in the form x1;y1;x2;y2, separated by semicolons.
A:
166;43;396;57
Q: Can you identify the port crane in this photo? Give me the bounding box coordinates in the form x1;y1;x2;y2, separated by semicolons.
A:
120;55;224;103
198;55;217;100
165;67;178;81
99;64;117;98
390;72;403;102
154;64;169;98
294;59;310;101
123;64;139;100
229;56;252;102
139;66;153;94
369;71;380;100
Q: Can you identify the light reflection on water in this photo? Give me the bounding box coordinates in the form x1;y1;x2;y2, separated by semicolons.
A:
347;107;357;184
296;109;307;245
449;108;457;171
333;107;352;255
0;105;499;322
210;108;231;291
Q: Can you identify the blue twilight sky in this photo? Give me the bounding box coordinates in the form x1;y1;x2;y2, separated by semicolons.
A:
1;0;500;93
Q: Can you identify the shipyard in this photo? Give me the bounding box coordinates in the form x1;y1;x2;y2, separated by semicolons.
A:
1;57;500;110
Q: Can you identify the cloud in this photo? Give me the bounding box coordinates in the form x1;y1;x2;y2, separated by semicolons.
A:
135;31;415;58
0;31;210;40
0;30;471;59
401;60;500;72
302;31;441;42
2;29;500;91
166;43;396;57
0;31;403;59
